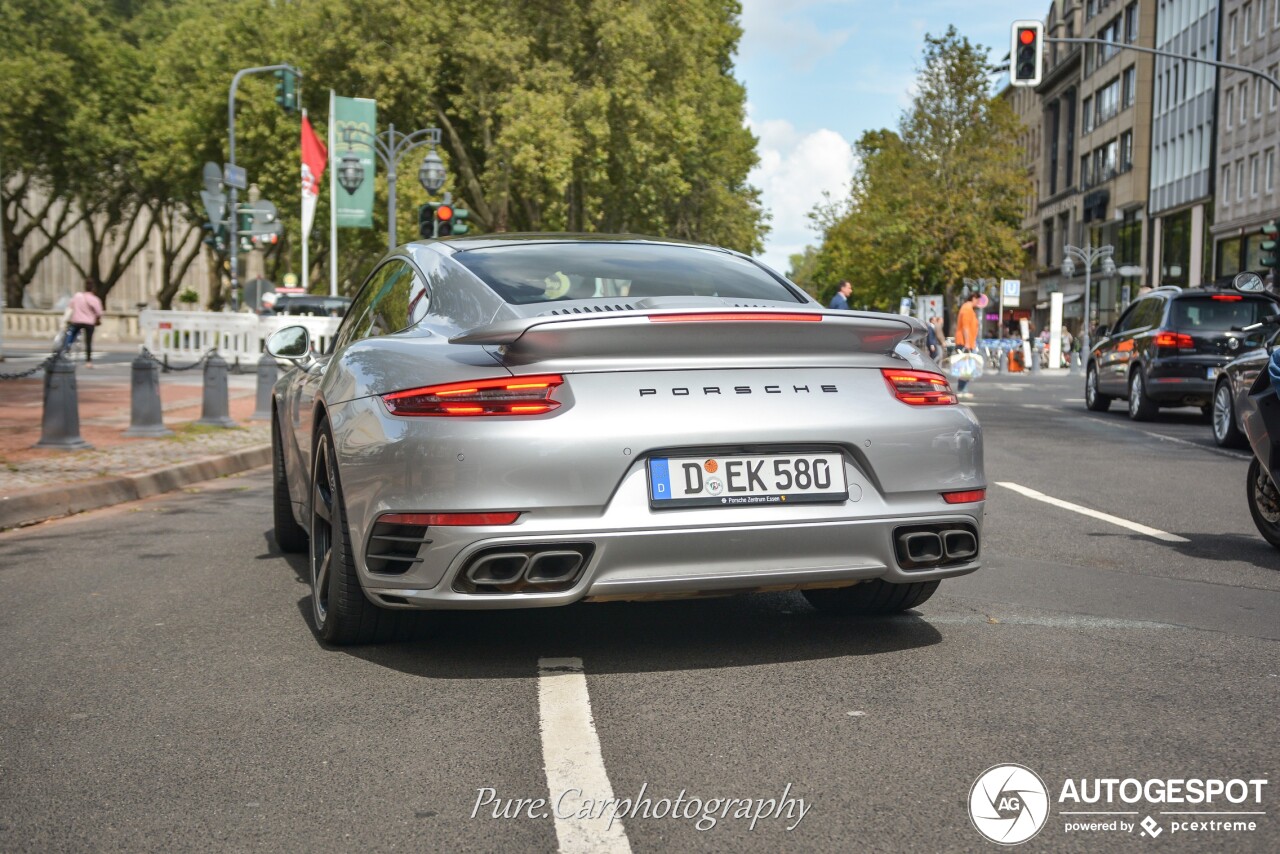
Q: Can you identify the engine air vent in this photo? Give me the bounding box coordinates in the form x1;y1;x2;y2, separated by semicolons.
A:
543;303;635;316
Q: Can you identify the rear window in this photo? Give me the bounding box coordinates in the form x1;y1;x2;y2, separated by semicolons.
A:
451;242;803;306
1171;296;1275;331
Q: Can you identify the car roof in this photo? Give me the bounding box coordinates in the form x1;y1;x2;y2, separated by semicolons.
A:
408;232;742;257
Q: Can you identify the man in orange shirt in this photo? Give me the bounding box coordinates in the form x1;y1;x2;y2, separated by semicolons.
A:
955;291;981;398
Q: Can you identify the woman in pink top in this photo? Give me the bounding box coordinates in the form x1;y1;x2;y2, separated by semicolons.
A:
64;278;105;366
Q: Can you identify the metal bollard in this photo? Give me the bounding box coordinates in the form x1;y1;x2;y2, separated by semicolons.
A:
34;354;91;450
1069;351;1082;374
195;353;238;428
998;346;1007;374
250;353;277;421
1031;347;1041;374
123;354;173;437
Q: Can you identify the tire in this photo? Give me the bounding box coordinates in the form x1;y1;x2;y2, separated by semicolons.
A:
272;413;308;553
1128;371;1158;421
802;579;940;615
1085;365;1111;412
1210;384;1243;448
1246;457;1280;550
309;424;402;644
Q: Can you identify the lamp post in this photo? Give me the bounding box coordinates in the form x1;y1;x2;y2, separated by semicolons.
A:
339;124;444;250
1060;241;1116;362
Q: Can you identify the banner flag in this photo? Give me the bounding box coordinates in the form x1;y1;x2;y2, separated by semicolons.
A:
332;96;376;229
300;111;327;241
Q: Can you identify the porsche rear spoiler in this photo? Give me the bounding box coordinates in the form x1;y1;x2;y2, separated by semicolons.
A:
450;309;921;369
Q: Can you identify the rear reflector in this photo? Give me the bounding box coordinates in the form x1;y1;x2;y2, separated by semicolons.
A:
382;374;563;416
881;368;957;405
378;512;520;526
941;489;986;504
648;312;822;323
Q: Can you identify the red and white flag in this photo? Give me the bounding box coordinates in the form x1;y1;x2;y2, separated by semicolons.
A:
300;111;327;240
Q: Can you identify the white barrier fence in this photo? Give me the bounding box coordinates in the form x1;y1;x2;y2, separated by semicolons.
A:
139;310;341;366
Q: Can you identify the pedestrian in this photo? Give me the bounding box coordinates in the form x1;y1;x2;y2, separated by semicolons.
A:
828;280;852;310
926;315;944;361
64;277;104;367
955;291;980;398
1061;327;1074;368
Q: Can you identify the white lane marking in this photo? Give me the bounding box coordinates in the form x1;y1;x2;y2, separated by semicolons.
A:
994;481;1190;543
538;657;632;854
923;614;1177;630
1083;415;1253;461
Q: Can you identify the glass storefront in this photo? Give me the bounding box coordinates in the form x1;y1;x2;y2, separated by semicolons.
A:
1087;209;1142;327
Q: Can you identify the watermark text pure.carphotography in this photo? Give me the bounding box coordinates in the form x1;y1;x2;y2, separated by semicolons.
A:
471;783;811;832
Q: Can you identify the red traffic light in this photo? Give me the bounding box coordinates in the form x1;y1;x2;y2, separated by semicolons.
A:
436;204;454;222
1019;28;1035;45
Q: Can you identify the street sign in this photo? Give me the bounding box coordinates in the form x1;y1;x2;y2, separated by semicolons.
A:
1002;278;1021;308
223;163;248;190
916;294;944;323
202;162;223;193
199;189;226;231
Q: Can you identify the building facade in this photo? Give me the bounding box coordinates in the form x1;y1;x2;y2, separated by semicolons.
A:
1212;0;1280;279
1149;0;1219;289
1078;0;1155;328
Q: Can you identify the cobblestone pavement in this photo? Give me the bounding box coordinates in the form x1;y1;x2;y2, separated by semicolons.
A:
1;340;269;495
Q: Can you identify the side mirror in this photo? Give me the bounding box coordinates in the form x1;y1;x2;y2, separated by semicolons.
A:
1094;324;1109;339
1232;271;1265;293
266;325;311;363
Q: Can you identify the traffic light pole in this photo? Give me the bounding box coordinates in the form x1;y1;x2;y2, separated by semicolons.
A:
1046;38;1280;93
227;64;301;310
340;125;441;250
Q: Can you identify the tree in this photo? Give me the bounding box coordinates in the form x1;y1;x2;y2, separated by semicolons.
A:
810;27;1027;317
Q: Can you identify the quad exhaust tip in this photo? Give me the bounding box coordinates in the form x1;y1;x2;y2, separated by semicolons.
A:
457;544;594;593
894;524;979;570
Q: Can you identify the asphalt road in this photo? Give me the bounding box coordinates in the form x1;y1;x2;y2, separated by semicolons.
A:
1;371;1276;852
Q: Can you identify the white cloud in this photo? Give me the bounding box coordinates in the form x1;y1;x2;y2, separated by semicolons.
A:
747;111;856;275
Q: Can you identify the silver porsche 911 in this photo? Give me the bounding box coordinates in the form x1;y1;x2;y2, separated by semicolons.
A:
267;235;985;644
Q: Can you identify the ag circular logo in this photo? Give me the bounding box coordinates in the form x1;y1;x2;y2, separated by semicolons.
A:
969;764;1049;845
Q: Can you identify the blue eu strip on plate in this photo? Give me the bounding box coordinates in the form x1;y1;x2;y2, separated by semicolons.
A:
649;458;671;501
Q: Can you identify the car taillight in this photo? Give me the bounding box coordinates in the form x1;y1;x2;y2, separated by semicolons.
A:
1153;330;1195;350
382;374;564;416
941;489;986;504
881;368;957;405
378;512;520;526
648;312;822;323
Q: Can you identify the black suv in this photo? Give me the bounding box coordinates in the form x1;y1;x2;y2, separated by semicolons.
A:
1086;285;1280;421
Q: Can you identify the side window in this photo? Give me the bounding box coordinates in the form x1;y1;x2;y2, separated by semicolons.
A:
1134;298;1164;330
368;263;428;335
1112;303;1140;334
332;261;406;352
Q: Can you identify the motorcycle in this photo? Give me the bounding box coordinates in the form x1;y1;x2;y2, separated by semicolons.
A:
1232;272;1280;549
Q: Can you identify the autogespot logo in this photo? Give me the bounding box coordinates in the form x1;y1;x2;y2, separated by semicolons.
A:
969;764;1050;845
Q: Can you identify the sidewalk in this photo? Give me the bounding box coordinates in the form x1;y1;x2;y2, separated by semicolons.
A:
0;338;272;530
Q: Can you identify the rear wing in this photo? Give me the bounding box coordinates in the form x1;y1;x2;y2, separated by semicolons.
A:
450;308;923;370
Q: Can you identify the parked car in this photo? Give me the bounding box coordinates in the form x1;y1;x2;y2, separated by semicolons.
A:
266;234;986;644
1085;284;1280;421
1211;309;1279;448
274;294;352;317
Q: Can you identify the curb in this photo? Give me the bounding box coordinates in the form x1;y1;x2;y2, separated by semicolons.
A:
0;444;271;531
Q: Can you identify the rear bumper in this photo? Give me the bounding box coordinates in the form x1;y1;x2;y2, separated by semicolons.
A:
363;509;983;610
1144;375;1214;404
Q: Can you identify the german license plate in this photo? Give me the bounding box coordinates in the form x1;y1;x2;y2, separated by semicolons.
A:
647;453;848;508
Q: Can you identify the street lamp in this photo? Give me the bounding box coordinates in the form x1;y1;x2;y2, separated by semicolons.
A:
340;124;445;250
1061;241;1116;362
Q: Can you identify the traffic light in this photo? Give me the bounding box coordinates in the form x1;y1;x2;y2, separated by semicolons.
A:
451;207;469;236
1010;21;1043;87
435;203;455;237
274;68;298;113
1261;221;1279;270
237;208;255;254
418;203;437;239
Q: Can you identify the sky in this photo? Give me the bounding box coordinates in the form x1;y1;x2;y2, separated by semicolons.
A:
735;0;1040;275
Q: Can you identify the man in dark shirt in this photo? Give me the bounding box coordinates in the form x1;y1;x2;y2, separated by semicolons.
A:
828;280;852;310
